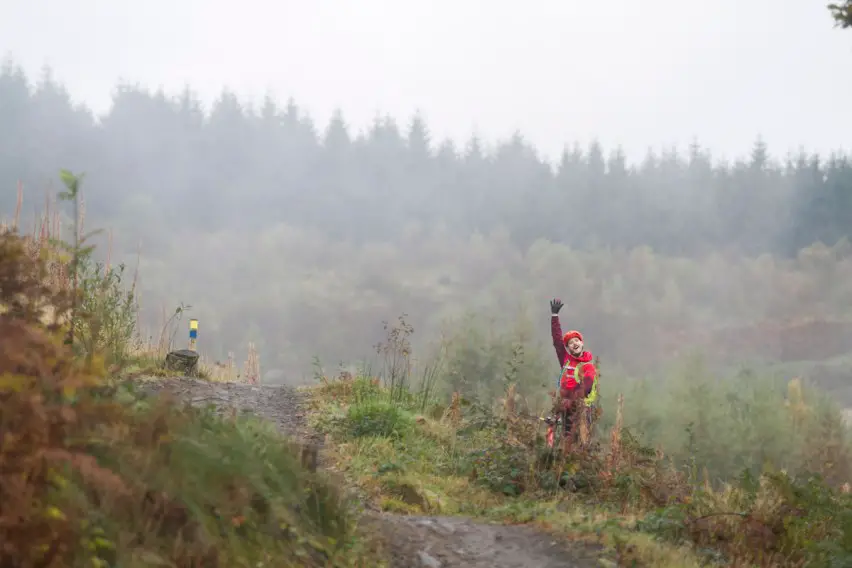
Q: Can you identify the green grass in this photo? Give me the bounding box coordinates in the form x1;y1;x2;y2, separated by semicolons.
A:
307;370;852;567
114;389;367;566
308;375;702;565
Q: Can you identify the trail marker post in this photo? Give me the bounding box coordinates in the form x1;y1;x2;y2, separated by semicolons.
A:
164;319;200;375
189;319;198;351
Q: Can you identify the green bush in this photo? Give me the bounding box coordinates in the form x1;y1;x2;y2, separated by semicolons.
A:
350;376;385;404
468;442;535;496
596;356;852;486
73;259;138;366
636;470;852;567
346;400;415;439
435;311;551;412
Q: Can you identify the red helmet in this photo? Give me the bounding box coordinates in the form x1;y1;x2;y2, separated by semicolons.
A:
563;330;583;345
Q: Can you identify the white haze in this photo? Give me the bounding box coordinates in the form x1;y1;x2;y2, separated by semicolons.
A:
1;0;850;164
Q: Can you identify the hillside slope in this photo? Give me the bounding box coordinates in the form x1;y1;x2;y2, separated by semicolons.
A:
143;376;608;568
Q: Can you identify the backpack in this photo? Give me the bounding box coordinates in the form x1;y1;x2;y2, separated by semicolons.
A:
556;359;599;408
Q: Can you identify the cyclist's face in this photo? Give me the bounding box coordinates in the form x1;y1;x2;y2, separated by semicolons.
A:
567;337;583;355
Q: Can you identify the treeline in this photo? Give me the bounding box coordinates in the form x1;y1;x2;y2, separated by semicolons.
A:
139;223;852;391
2;60;851;257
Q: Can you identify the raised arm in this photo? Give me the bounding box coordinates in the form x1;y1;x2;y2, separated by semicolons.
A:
550;299;567;365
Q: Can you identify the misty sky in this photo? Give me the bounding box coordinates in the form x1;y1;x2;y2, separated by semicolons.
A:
1;0;850;163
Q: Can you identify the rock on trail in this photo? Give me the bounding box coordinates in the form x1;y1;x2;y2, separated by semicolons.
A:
138;377;606;568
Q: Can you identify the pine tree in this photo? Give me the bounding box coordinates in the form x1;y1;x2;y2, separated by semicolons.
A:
829;1;852;28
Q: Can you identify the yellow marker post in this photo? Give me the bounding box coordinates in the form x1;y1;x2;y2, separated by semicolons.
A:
189;319;198;351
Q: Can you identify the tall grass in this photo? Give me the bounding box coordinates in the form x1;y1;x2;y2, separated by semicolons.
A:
367;309;852;488
0;176;368;566
375;315;414;404
314;315;445;413
3;177;144;368
307;309;852;566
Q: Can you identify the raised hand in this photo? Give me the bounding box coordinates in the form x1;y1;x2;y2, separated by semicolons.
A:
550;298;563;315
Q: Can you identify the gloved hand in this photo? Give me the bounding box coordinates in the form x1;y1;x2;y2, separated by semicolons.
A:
550;298;563;315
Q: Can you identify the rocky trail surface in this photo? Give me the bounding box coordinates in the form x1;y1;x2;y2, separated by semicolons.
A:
138;377;607;568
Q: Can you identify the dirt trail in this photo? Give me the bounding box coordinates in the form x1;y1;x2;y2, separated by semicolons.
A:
138;377;606;568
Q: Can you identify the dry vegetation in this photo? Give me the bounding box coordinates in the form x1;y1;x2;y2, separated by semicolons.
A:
307;316;852;567
1;183;264;385
5;169;852;566
0;178;371;567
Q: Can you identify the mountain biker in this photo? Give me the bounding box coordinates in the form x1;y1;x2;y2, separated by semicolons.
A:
549;298;598;449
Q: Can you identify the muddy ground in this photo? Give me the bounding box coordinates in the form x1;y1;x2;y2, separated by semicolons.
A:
137;377;608;568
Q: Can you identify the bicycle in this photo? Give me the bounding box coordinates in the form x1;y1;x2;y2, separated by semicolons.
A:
541;414;562;448
541;404;599;450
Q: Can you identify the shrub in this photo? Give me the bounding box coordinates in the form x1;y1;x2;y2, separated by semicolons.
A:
0;227;363;567
469;443;535;496
346;400;415;439
308;308;852;566
597;357;852;487
436;311;550;412
637;469;852;567
72;258;138;366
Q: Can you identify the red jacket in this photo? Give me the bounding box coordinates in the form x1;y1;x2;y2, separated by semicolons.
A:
551;315;596;401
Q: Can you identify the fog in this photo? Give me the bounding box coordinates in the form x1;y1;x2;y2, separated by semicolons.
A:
2;0;852;399
2;0;850;160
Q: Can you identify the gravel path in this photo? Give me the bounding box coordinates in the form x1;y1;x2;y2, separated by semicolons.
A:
138;377;606;568
364;514;606;568
135;377;320;445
